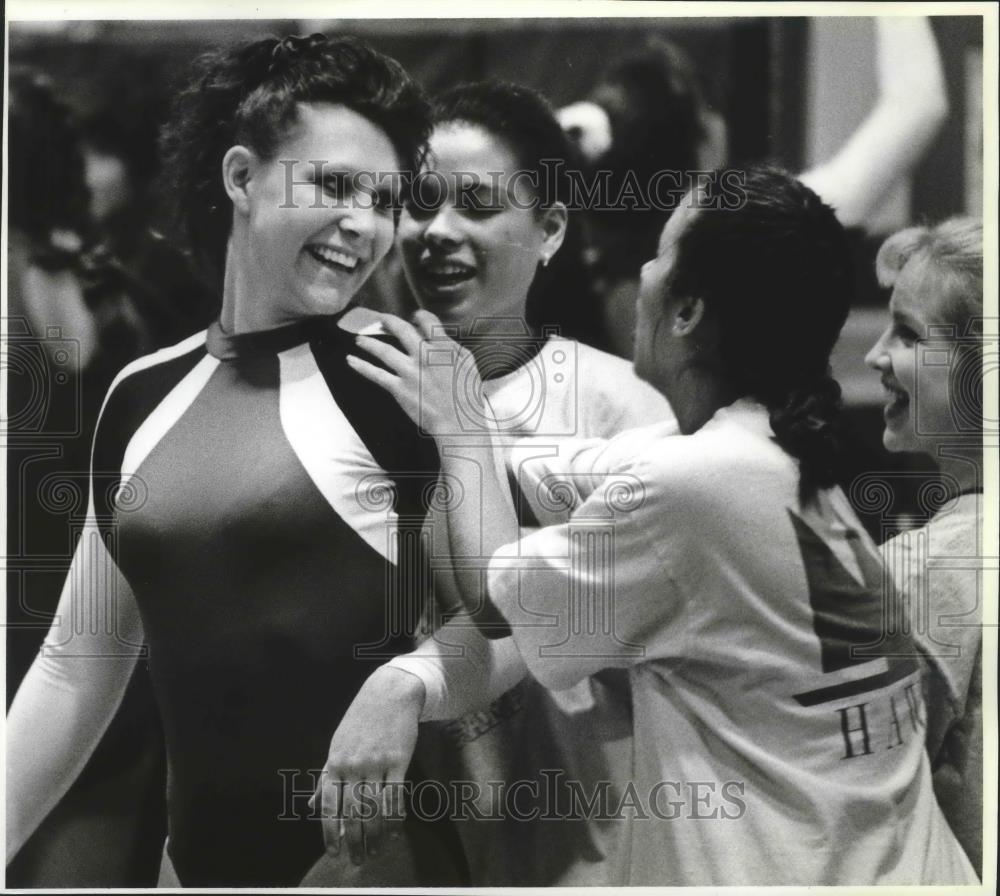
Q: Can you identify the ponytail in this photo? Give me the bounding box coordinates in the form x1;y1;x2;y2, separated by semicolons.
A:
767;373;843;502
665;166;854;502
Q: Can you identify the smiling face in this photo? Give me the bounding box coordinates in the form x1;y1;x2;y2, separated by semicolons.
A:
229;102;402;330
865;256;959;454
397;122;562;332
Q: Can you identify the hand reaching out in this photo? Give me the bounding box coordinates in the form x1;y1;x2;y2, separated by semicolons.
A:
347;310;491;439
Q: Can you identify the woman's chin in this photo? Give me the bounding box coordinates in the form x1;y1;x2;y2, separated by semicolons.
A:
882;423;919;455
414;297;464;328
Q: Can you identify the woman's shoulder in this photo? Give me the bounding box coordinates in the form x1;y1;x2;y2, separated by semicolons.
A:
89;328;213;464
883;492;981;558
99;328;211;422
639;402;794;493
927;493;981;551
553;336;636;379
335;306;388;337
108;329;209;389
549;337;676;430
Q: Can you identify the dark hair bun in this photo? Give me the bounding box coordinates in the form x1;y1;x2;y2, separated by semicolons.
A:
768;374;843;497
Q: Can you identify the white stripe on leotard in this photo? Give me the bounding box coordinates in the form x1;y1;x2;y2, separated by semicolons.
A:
119;353;220;480
277;342;399;563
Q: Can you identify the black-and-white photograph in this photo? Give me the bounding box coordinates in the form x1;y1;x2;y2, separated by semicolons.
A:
2;1;996;890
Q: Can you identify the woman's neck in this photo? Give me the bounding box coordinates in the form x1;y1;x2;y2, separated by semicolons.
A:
220;252;267;334
220;240;251;334
455;317;541;378
220;236;294;334
658;365;736;435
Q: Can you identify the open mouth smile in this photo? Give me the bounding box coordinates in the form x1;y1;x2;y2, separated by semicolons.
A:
307;245;361;273
882;377;909;418
418;257;477;289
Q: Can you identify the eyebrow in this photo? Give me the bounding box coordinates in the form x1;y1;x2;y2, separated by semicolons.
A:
303;163;355;178
889;303;923;333
466;183;504;207
307;165;401;183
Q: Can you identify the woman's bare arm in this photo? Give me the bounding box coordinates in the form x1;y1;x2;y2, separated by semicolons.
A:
800;17;948;229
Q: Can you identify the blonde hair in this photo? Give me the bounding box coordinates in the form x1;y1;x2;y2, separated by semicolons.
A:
876;217;983;336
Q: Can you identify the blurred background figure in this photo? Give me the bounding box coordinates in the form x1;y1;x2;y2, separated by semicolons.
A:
557;38;723;357
5;66;167;889
7;69;100;373
77;72;218;352
558;18;949;360
7;64;103;695
866;217;984;878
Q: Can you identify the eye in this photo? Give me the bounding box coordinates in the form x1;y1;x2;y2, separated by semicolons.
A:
322;173;349;200
461;202;504;220
404;173;445;219
893;323;920;346
457;187;504;219
372;187;399;215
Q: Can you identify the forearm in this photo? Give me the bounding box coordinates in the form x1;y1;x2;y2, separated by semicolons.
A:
876;17;947;109
833;18;948;176
5;521;143;861
6;651;138;860
801;17;948;227
437;438;520;632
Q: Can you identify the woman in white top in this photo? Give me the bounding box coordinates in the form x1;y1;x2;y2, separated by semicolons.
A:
336;166;977;885
866;217;984;875
314;81;673;885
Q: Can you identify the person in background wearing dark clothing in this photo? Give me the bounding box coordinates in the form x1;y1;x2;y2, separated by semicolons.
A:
559;18;948;360
5;65;168;889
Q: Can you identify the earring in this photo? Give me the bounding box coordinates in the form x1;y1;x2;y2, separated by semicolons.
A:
541;255;550;268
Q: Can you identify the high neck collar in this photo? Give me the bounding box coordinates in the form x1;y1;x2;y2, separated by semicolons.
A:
206;313;351;361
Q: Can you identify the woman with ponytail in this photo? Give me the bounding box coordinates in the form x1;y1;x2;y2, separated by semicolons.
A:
336;165;977;885
5;34;467;888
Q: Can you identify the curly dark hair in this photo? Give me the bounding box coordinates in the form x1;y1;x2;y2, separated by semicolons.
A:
159;34;431;282
431;81;609;350
668;166;855;498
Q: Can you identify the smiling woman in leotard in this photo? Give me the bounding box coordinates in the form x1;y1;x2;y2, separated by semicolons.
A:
5;34;465;888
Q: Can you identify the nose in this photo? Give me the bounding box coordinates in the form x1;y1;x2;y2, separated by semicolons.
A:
336;200;378;243
865;327;890;371
423;206;462;249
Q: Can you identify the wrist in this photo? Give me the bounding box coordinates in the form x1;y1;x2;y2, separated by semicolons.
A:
370;664;426;711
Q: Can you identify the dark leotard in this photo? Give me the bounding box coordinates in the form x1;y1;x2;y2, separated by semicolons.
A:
90;313;439;886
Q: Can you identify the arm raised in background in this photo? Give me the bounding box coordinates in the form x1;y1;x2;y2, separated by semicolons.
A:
5;508;144;862
800;17;949;229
